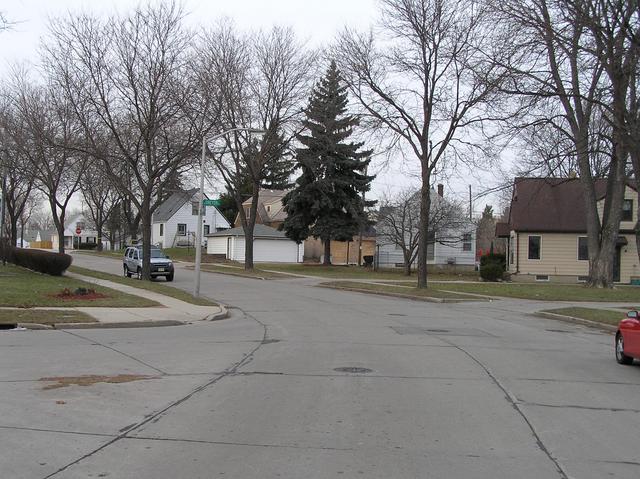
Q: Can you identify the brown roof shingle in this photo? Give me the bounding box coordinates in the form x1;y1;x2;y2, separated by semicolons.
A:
508;177;635;233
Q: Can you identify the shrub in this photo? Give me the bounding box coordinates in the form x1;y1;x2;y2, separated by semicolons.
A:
480;262;504;282
10;247;73;276
480;253;506;270
78;242;97;250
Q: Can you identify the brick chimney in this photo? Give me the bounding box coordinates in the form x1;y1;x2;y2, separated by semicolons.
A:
437;184;444;197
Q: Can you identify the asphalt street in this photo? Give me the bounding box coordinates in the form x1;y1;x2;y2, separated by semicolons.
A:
1;253;639;478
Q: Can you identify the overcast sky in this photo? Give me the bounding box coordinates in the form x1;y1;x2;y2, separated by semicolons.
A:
1;0;504;213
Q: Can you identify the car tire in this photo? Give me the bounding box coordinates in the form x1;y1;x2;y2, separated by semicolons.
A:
124;265;131;278
615;333;634;365
166;273;174;282
136;267;142;280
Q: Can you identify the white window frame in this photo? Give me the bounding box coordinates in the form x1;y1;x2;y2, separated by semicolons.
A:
535;274;549;282
159;224;164;237
461;233;472;252
177;223;187;236
527;235;542;261
577;236;589;261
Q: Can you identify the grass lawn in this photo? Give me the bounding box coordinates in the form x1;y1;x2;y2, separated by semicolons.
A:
197;264;291;279
541;307;625;326
69;266;218;306
320;281;480;300
427;282;640;302
0;309;96;325
0;264;158;308
260;263;480;281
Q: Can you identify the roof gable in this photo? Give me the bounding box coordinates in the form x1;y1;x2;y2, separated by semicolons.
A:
153;188;199;222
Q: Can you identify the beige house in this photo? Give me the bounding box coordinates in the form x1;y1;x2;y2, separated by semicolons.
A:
235;189;376;264
497;178;639;284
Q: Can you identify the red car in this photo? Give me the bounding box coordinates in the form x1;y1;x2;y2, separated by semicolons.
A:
616;311;640;365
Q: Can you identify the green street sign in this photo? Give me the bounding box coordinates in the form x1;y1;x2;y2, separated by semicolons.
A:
203;199;222;207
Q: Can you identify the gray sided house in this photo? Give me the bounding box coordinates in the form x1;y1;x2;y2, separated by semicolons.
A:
152;189;230;248
377;186;476;270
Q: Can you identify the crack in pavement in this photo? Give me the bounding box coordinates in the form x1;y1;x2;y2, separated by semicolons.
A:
519;401;640;413
59;330;169;376
42;308;269;479
0;425;115;438
127;435;354;451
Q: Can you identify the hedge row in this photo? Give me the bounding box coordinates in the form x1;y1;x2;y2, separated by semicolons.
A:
2;243;72;276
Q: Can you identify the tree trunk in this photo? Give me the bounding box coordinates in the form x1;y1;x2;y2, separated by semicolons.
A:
244;226;254;270
416;178;431;289
9;220;18;248
403;255;411;276
322;238;331;265
140;196;152;280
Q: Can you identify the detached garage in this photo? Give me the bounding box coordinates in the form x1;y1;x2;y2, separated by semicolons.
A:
206;224;303;263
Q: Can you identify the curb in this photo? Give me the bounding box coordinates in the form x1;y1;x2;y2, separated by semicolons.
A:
316;284;487;303
534;312;618;332
205;305;229;321
53;320;185;329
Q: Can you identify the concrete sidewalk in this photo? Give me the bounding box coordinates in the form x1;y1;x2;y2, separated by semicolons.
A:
2;272;227;328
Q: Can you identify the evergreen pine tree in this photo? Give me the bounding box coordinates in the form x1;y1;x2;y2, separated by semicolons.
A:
282;61;375;264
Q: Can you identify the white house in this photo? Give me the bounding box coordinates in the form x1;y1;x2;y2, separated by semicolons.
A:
206;224;304;263
51;214;101;251
377;185;476;270
152;189;230;248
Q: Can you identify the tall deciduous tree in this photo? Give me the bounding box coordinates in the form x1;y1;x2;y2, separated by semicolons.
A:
495;0;633;287
45;1;202;278
197;23;313;270
337;0;510;287
282;61;375;264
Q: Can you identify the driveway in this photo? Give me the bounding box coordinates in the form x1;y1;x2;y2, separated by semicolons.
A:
1;253;639;478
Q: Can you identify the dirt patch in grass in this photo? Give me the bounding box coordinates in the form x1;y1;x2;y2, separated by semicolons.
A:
50;289;109;301
39;374;156;390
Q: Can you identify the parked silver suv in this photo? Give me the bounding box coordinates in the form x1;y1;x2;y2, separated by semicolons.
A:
123;245;175;281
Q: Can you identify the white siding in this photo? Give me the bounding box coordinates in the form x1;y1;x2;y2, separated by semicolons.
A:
213;236;300;263
153;195;231;247
206;237;228;255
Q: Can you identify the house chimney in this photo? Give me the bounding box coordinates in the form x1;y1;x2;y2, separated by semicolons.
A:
437;184;444;197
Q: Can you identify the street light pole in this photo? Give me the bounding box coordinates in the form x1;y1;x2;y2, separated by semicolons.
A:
193;127;266;298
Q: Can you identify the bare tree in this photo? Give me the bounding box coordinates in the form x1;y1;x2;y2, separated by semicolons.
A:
377;186;469;275
336;0;511;287
80;161;120;251
45;2;203;278
197;23;314;270
0;97;36;246
8;77;86;254
495;0;633;287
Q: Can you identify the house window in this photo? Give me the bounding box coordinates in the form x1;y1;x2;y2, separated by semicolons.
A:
622;199;633;221
159;224;164;236
192;202;205;216
204;225;210;236
462;233;472;252
577;236;588;261
177;223;187;235
528;235;541;260
535;274;549;282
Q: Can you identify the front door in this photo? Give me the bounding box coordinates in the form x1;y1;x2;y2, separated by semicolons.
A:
613;246;621;283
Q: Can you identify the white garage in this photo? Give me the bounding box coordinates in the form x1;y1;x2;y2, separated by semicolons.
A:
206;224;303;263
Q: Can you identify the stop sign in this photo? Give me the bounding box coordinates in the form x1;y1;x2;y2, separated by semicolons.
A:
75;227;82;235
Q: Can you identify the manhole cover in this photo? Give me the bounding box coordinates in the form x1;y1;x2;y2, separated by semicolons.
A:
333;367;373;374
